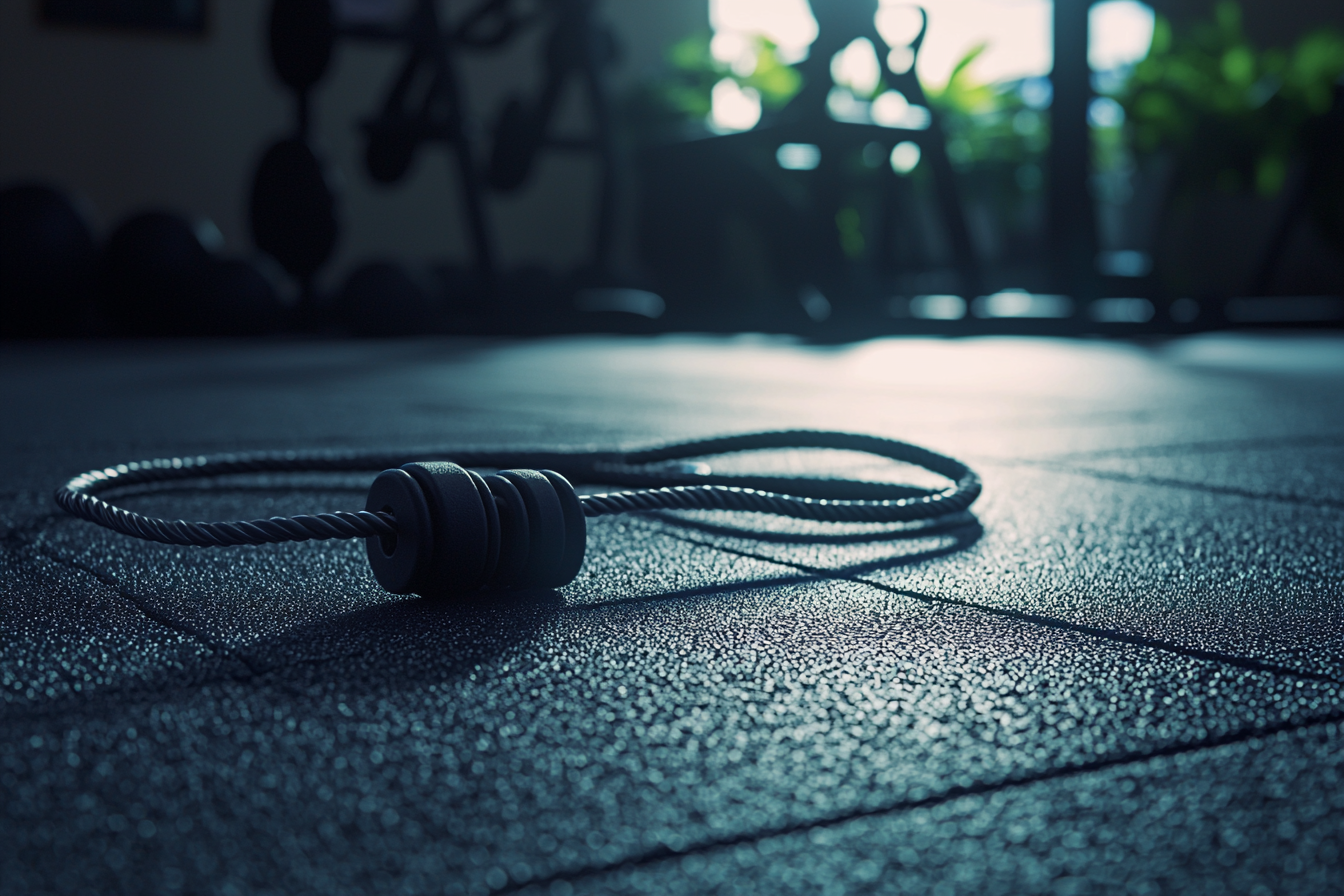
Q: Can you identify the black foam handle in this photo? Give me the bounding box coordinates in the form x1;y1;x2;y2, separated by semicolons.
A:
364;467;433;594
364;462;587;597
541;470;587;586
499;469;566;588
483;473;530;587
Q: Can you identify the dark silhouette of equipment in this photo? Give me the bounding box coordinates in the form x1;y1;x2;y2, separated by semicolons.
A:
251;0;623;328
0;183;97;337
100;211;283;336
209;258;288;336
784;1;979;298
251;0;339;316
484;0;619;273
100;212;214;335
250;138;338;297
1048;0;1099;300
639;0;980;331
1254;83;1344;295
345;0;506;284
338;261;444;336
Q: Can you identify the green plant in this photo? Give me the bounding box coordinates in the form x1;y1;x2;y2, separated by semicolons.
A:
644;32;803;124
1118;1;1344;197
921;45;1052;249
631;31;1048;170
622;29;1055;262
925;45;1050;174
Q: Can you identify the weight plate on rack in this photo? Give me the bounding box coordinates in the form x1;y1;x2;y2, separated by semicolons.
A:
249;138;337;281
269;0;334;93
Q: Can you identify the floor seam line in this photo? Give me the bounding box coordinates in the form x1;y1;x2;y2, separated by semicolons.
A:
1030;433;1344;463
501;708;1344;894
979;458;1344;511
30;541;262;677
656;528;1344;686
561;573;823;612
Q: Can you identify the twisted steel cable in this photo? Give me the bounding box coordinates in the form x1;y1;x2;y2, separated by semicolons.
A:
55;431;981;548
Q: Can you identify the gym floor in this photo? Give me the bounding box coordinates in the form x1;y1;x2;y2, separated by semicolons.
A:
2;333;1343;895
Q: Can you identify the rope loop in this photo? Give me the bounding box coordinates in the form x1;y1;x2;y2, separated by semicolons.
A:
54;431;980;547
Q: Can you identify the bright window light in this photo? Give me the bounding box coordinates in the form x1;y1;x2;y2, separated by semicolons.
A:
972;289;1074;318
709;0;1053;92
872;92;931;129
832;37;882;96
910;294;965;319
1096;249;1152;277
890;140;922;173
875;5;926;48
710;30;756;76
574;288;666;319
709;78;762;133
1089;297;1155;323
709;29;747;64
826;86;870;123
777;143;822;170
709;0;819;64
1087;96;1125;128
1019;76;1053;109
1089;0;1155;71
887;45;915;74
901;0;1052;88
800;285;832;321
871;90;909;125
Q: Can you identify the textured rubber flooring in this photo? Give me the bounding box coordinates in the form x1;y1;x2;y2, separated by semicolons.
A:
2;334;1343;895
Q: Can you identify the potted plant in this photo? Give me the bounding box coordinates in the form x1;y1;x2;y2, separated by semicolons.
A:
1113;1;1344;298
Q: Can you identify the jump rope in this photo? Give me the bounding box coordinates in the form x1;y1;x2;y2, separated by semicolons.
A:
56;431;981;598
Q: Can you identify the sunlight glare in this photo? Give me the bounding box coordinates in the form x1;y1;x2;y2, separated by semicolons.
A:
777;143;823;170
709;0;820;63
902;0;1052;88
1089;0;1155;71
709;77;763;132
875;4;926;48
890;141;922;174
707;0;1054;95
871;89;911;125
831;37;883;96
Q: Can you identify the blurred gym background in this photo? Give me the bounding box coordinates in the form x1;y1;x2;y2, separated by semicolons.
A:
2;0;1342;338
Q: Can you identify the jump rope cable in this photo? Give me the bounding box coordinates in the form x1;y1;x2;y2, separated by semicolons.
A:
56;431;981;596
57;431;979;547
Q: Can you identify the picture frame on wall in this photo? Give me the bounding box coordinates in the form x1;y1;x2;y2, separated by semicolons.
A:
39;0;208;35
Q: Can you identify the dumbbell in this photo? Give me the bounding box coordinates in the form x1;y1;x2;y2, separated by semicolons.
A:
0;183;96;336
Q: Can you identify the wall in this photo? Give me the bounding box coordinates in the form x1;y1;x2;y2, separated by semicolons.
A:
0;0;704;289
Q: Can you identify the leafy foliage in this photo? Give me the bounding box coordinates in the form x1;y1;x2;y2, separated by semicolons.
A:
925;45;1051;175
654;32;803;121
1118;1;1344;196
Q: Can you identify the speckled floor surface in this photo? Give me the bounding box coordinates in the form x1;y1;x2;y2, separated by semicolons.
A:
2;333;1343;896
